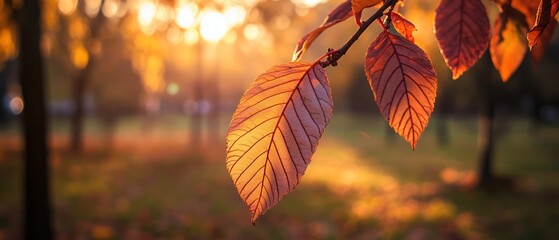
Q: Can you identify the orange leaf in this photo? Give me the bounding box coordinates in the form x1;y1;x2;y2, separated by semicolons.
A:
365;31;437;149
528;0;559;49
292;1;353;62
351;0;383;26
490;10;528;82
391;12;416;43
494;0;555;62
434;0;491;79
226;62;333;224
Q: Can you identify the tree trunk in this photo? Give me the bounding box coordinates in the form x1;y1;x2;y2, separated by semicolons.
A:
18;0;54;238
191;40;203;147
70;66;91;152
475;53;498;187
69;4;104;152
0;61;11;126
477;101;496;186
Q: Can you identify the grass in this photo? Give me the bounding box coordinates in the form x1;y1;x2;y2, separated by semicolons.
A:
1;113;559;239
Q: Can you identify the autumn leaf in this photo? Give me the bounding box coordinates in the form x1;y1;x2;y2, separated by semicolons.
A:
226;62;333;224
490;9;528;82
530;20;557;61
391;12;416;43
364;31;437;149
351;0;383;26
528;0;559;49
493;0;555;62
292;1;353;62
434;0;491;79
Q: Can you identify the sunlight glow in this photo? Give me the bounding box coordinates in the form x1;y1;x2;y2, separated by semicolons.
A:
224;5;246;27
199;9;228;42
137;1;157;28
175;3;197;29
58;0;78;15
154;4;174;30
292;0;326;8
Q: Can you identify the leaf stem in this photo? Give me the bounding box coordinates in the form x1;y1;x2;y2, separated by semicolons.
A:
320;0;398;68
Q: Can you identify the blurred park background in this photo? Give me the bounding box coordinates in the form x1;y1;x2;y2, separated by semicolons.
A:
1;0;559;239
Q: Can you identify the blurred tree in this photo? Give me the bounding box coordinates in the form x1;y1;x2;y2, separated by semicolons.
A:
69;0;106;152
17;0;54;238
345;65;376;114
475;53;499;186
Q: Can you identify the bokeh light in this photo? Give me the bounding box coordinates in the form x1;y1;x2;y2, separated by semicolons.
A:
100;0;126;19
57;0;78;15
71;43;89;69
166;26;183;44
137;1;157;29
85;0;102;17
224;5;246;27
199;9;228;42
175;3;197;29
183;28;199;46
167;82;179;96
8;96;24;115
292;0;327;8
243;23;262;41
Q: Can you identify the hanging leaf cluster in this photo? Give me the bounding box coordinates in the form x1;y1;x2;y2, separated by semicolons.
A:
226;0;558;223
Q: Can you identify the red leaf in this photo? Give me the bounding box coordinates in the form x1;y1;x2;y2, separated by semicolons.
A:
528;0;559;49
365;31;437;149
434;0;491;79
391;12;416;43
226;62;333;223
351;0;383;26
530;20;557;61
292;1;353;62
490;10;528;82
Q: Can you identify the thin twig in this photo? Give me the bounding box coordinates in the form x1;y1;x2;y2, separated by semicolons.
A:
320;0;398;68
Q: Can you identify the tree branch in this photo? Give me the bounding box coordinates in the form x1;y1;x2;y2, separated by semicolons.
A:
320;0;398;68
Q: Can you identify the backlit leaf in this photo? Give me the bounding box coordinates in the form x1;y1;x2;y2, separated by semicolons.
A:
351;0;383;26
292;1;353;62
490;10;528;82
226;62;333;224
530;20;557;61
434;0;491;79
365;31;437;149
494;0;555;62
528;0;559;49
391;12;416;43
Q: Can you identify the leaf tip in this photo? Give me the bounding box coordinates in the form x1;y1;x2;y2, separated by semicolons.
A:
451;70;462;80
409;140;417;150
354;12;363;26
498;71;511;83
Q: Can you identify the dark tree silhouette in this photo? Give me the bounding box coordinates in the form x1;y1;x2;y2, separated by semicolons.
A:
475;53;500;187
18;0;54;238
70;0;106;152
